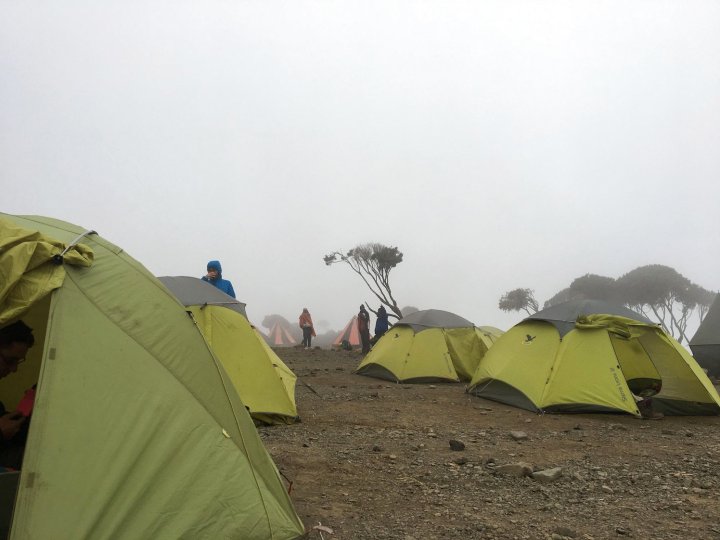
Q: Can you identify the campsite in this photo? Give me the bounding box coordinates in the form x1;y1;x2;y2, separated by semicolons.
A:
2;213;719;540
3;5;720;538
265;346;720;540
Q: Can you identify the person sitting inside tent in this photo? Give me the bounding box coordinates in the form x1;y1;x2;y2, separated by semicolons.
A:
628;379;664;420
201;260;236;298
0;321;35;470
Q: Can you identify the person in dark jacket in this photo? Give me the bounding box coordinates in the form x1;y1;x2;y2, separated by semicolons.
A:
357;305;371;354
201;260;236;298
374;306;390;340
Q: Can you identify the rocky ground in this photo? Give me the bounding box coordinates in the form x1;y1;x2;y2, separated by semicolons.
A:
259;347;720;540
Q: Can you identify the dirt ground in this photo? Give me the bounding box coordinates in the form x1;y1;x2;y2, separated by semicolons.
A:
259;347;720;540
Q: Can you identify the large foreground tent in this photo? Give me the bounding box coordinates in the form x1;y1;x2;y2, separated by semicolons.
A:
468;299;720;417
0;214;304;539
355;309;503;383
158;276;299;425
690;293;720;376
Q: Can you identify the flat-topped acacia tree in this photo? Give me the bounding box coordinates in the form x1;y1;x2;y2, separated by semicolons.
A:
324;243;404;320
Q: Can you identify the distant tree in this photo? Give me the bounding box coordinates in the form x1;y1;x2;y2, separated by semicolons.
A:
324;243;404;320
262;314;292;330
569;274;621;302
616;264;714;343
543;287;574;308
498;288;539;316
697;291;718;323
544;274;620;308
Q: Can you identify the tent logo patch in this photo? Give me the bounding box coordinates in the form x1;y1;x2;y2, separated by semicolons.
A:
610;367;628;402
523;334;536;345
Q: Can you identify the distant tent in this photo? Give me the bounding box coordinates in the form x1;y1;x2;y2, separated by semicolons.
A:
254;325;269;341
267;321;298;347
476;325;504;350
468;299;720;417
333;316;361;348
158;276;299;425
690;294;720;376
0;214;305;539
355;309;503;383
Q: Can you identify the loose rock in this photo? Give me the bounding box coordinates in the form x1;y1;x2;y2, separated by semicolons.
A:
449;439;465;451
495;462;534;477
532;467;563;483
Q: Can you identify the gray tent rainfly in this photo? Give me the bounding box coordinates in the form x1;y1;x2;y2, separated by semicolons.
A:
158;276;247;318
396;309;475;332
525;299;654;338
690;294;720;376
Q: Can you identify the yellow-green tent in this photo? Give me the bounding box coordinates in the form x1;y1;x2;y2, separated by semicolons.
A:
159;276;299;425
355;309;503;383
0;214;305;539
468;299;720;417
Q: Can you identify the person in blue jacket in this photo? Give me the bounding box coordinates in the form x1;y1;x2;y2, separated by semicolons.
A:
201;260;236;298
374;305;390;340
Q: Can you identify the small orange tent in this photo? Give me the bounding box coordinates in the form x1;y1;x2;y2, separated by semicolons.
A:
267;321;298;346
333;316;362;348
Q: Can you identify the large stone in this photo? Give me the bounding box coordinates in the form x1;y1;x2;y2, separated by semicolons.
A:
449;439;466;451
509;431;529;441
494;462;533;477
532;467;563;483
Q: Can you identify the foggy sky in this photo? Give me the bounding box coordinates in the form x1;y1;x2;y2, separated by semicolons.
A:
2;1;719;335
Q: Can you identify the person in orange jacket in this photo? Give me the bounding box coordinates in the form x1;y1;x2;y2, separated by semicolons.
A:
299;308;316;350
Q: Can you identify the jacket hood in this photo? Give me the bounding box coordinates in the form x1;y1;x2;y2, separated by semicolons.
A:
207;260;222;274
